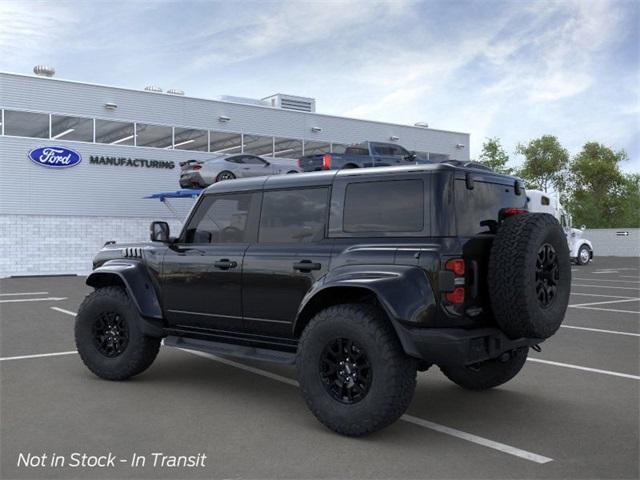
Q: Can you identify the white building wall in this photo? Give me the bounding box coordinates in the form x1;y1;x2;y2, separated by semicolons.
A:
0;214;183;277
584;229;640;257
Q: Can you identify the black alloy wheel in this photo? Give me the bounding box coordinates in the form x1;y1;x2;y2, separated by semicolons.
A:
216;171;236;182
535;243;559;308
320;338;372;404
92;312;129;357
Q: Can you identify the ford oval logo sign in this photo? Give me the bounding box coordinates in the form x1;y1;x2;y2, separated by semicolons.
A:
28;146;82;168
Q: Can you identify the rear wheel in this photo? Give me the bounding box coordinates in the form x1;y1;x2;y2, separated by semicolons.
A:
440;348;528;391
216;171;236;182
576;245;591;265
75;286;160;381
489;213;571;339
296;303;417;436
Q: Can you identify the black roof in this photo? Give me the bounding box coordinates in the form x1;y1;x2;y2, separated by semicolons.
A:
203;163;517;195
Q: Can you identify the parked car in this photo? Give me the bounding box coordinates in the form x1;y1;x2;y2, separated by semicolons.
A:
179;154;299;188
75;164;570;436
527;190;593;265
297;141;427;171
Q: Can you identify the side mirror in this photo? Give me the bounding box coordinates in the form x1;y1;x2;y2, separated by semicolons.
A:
150;221;170;242
581;225;586;231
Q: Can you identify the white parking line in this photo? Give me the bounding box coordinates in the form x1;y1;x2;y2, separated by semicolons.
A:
571;292;637;299
51;307;79;316
593;270;619;274
572;284;640;291
528;358;640;380
570;298;640;308
574;278;640;284
569;305;640;315
620;275;640;279
0;291;49;296
561;325;640;337
0;297;67;304
183;349;553;464
0;351;77;362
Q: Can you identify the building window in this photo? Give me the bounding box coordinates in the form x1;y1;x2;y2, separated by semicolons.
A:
273;137;303;159
244;134;274;156
95;119;135;145
303;141;331;156
135;123;173;148
173;127;208;151
3;110;49;138
51;114;93;142
210;131;243;154
259;188;328;243
343;180;424;233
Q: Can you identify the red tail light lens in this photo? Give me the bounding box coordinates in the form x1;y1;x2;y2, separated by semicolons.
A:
502;208;527;217
192;165;202;170
446;287;465;304
297;158;301;168
322;154;332;170
445;259;465;276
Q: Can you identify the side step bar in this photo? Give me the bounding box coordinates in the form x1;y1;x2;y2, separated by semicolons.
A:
164;336;296;365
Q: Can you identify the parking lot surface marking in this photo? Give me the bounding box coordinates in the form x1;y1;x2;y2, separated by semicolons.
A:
0;350;78;362
0;296;67;303
573;277;640;284
50;306;80;316
183;348;554;464
528;358;640;380
620;275;640;279
569;305;640;315
560;325;640;337
570;292;637;299
0;291;49;296
572;284;640;291
570;298;640;307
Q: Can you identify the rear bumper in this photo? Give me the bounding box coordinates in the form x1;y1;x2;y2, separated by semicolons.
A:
179;172;206;188
396;325;543;366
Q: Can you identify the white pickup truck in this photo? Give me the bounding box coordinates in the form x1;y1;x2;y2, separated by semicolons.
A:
527;190;594;265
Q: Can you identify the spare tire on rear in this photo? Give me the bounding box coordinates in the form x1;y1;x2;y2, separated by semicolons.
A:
488;213;570;339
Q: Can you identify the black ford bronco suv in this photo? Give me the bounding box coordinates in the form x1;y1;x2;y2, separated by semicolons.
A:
75;164;570;436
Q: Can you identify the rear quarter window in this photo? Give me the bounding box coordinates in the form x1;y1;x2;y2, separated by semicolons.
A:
342;179;424;233
455;179;525;236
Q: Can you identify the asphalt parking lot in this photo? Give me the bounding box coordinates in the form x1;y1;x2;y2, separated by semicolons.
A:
1;256;638;479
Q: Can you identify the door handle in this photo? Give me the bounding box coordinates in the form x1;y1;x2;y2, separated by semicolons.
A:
293;260;321;272
214;259;238;270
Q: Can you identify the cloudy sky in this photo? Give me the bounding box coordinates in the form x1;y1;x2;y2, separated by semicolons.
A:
1;0;638;171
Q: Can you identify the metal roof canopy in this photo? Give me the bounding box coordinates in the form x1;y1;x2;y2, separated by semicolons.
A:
144;189;202;220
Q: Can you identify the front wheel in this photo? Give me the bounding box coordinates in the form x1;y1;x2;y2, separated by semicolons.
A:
576;245;591;265
440;348;528;391
296;303;417;436
75;286;161;381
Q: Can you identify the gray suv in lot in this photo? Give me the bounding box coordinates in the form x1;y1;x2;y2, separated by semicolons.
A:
75;164;571;436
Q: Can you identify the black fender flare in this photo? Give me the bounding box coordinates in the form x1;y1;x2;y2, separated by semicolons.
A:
86;260;164;337
293;265;437;357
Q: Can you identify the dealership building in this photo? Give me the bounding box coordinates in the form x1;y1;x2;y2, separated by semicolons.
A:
0;69;470;277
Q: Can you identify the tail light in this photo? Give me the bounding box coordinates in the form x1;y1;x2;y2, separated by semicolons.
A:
297;158;302;168
500;207;528;219
192;165;202;170
445;258;465;304
446;287;465;304
322;154;332;170
445;258;465;276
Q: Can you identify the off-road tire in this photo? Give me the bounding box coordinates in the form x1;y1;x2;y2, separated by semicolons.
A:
576;245;591;265
75;286;160;381
489;213;571;339
296;303;417;437
440;348;528;391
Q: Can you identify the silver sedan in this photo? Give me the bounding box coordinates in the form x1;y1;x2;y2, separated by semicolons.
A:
179;154;300;188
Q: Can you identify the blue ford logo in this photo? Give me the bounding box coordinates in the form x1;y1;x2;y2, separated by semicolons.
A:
28;146;82;168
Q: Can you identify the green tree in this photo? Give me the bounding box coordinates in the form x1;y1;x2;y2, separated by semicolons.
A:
478;137;512;174
566;142;638;228
516;135;569;193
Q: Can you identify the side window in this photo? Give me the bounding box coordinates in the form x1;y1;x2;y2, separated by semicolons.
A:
225;156;243;164
183;193;258;244
392;145;410;157
343;180;424;233
243;155;267;165
259;188;329;243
